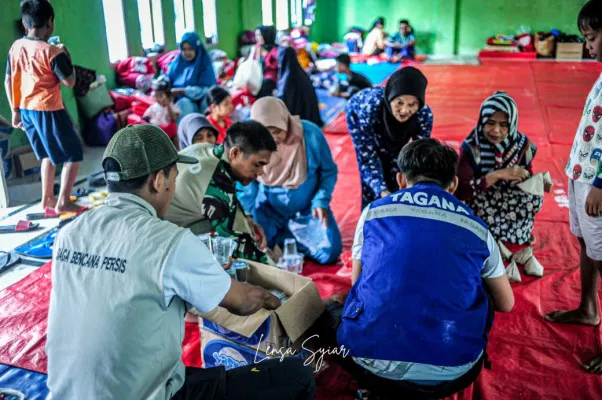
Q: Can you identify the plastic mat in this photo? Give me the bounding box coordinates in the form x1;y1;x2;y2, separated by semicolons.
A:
0;62;601;399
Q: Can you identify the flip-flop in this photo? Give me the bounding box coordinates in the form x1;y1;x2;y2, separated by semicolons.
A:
13;215;78;259
0;251;46;271
0;388;26;400
26;206;88;221
73;188;94;197
14;228;58;259
0;220;40;234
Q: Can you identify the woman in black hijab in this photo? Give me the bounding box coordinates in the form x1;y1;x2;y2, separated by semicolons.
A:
345;67;434;207
255;25;279;98
276;47;323;127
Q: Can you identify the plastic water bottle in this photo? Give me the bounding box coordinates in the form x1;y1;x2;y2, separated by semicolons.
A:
288;213;330;253
283;238;298;258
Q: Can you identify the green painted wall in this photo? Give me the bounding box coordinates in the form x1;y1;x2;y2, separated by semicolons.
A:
214;0;243;57
1;0;116;148
1;0;247;149
0;1;23;126
241;0;263;34
312;0;588;55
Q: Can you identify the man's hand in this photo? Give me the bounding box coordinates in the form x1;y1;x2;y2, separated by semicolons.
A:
11;110;22;129
247;217;267;249
263;291;282;310
312;207;329;227
585;186;602;217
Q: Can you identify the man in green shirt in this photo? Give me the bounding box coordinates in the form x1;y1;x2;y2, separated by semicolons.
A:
166;120;276;264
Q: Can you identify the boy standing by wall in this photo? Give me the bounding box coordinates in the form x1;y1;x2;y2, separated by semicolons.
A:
4;0;83;213
545;0;602;374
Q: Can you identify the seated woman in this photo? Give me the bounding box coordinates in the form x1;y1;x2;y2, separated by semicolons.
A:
206;86;233;144
238;97;342;265
457;91;542;247
255;25;279;98
166;32;217;119
177;113;219;149
277;47;323;127
362;17;387;56
346;66;433;208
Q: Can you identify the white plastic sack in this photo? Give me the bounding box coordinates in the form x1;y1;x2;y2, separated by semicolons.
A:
233;46;263;96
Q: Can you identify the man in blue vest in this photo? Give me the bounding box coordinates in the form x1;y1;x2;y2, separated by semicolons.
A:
330;139;514;398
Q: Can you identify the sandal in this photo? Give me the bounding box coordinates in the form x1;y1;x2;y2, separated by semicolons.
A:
0;220;40;234
26;206;88;221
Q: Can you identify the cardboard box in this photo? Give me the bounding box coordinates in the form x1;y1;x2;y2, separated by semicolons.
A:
198;260;324;368
556;42;583;60
12;150;41;177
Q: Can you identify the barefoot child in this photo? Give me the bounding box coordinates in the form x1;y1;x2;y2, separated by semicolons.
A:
206;86;233;144
545;0;602;374
4;0;83;214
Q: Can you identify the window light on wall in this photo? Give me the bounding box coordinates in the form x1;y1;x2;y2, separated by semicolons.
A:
275;0;289;30
291;0;303;27
261;0;273;26
138;0;164;50
202;0;218;44
174;0;195;42
101;0;128;63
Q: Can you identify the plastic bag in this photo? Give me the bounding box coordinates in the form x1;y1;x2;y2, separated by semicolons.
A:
233;46;263;96
288;212;331;253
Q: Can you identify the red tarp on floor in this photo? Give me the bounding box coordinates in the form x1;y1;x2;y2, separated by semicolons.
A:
0;62;601;399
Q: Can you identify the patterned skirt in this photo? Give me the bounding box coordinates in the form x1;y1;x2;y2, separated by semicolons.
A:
468;187;543;245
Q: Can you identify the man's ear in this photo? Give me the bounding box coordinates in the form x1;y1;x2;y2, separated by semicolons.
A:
228;146;241;161
150;170;166;193
447;176;459;194
396;172;408;190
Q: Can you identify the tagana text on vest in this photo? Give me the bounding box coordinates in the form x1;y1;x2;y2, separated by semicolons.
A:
47;193;188;400
337;182;492;366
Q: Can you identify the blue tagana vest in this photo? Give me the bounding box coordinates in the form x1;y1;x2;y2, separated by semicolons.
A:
337;183;492;367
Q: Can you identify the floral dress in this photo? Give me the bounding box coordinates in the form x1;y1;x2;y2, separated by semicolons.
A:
346;87;433;208
457;144;543;245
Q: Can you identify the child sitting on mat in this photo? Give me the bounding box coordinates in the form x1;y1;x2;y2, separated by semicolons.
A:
206;86;233;144
5;0;84;215
143;76;181;143
333;54;372;99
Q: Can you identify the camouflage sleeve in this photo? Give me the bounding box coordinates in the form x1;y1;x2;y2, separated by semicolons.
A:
202;163;269;264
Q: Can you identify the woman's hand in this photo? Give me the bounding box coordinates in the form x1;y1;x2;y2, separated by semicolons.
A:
171;88;186;96
486;166;530;186
247;217;267;249
312;207;329;227
380;190;392;198
585;186;602;217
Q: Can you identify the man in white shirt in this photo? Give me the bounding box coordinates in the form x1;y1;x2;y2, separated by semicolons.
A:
46;124;315;400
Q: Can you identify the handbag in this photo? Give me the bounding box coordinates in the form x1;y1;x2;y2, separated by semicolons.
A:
233;46;263;96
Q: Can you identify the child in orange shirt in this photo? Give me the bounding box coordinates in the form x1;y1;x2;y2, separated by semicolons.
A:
5;0;83;214
206;86;233;144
